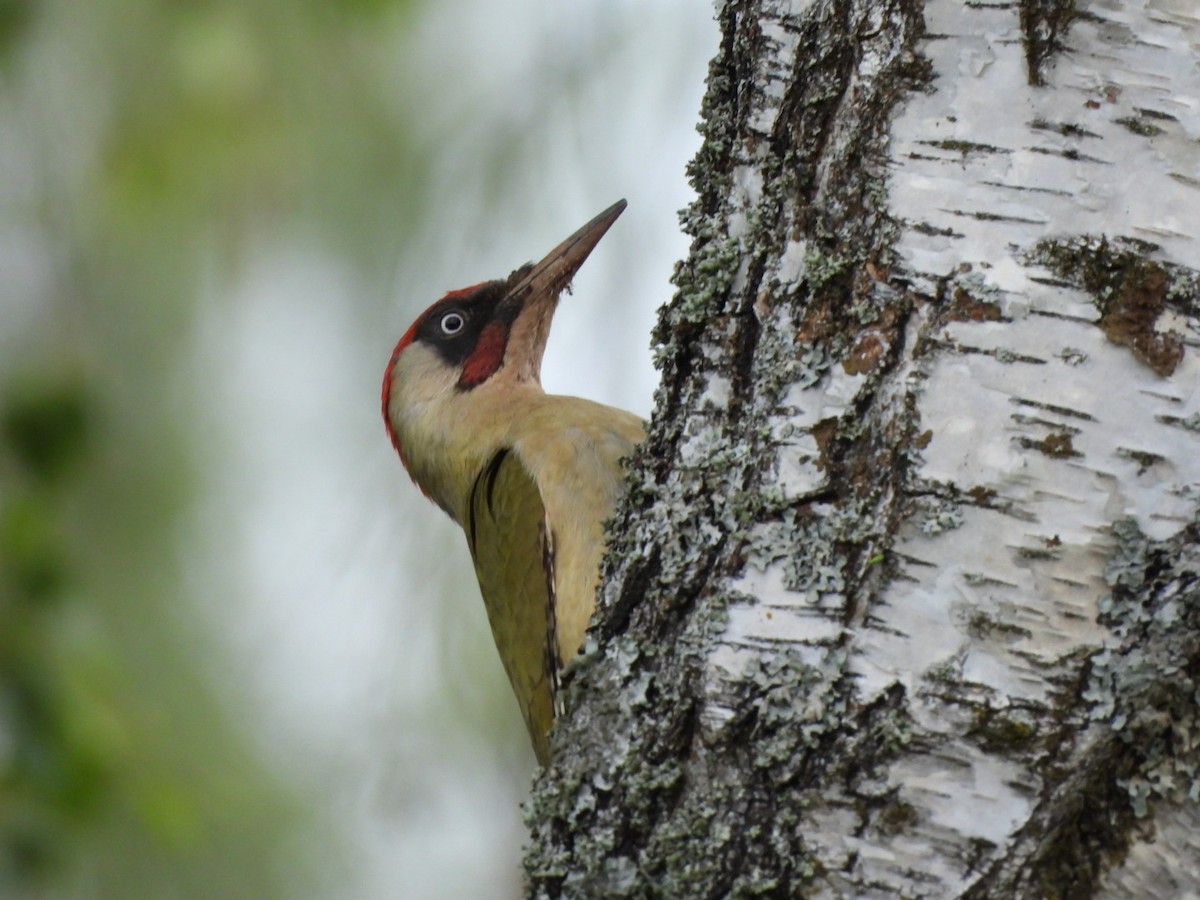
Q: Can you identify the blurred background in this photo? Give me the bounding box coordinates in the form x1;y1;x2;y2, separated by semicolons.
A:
0;0;712;897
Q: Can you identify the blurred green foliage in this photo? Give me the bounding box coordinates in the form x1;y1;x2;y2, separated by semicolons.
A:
0;0;424;896
0;0;33;63
2;382;88;486
0;359;302;900
0;0;698;893
1;382;99;886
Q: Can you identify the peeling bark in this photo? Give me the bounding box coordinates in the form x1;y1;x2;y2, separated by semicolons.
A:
526;0;1200;897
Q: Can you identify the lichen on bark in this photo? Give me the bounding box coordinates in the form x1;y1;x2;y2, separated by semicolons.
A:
525;0;1200;896
526;0;931;896
1025;235;1199;377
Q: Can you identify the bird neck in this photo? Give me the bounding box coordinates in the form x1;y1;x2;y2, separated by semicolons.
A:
395;377;547;524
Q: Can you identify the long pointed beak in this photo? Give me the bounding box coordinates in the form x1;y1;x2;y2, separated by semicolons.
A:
501;199;627;314
494;200;626;384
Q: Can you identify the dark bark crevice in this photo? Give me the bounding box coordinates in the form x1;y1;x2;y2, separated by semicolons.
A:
1018;0;1078;87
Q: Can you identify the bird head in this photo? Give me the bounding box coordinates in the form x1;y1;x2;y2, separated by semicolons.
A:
381;200;627;504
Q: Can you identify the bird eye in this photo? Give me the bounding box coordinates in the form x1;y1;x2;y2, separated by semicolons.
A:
440;311;466;335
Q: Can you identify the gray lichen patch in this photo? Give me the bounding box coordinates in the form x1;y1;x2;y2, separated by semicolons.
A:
1085;518;1200;818
918;496;965;535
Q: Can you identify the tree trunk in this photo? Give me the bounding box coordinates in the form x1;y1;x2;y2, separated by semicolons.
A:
526;0;1200;896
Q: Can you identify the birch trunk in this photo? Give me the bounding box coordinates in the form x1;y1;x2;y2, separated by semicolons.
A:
527;1;1200;896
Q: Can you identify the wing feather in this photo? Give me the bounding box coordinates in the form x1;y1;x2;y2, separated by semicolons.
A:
467;448;557;765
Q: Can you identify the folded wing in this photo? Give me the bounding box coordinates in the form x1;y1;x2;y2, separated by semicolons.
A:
467;448;559;766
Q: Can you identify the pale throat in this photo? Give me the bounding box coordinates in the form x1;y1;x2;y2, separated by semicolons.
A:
388;339;549;521
391;381;526;523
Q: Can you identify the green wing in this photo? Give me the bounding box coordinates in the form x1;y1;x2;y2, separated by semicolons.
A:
466;449;558;766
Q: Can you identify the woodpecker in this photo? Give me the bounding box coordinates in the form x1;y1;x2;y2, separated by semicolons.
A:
381;200;643;765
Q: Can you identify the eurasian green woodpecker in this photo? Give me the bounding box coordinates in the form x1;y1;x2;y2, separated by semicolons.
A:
381;200;644;765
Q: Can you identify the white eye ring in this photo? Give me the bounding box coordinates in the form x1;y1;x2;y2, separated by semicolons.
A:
440;311;465;335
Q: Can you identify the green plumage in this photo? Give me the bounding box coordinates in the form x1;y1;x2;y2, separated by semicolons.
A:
382;200;639;765
467;449;558;765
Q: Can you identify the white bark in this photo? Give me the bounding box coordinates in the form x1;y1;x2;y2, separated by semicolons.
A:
527;1;1200;896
